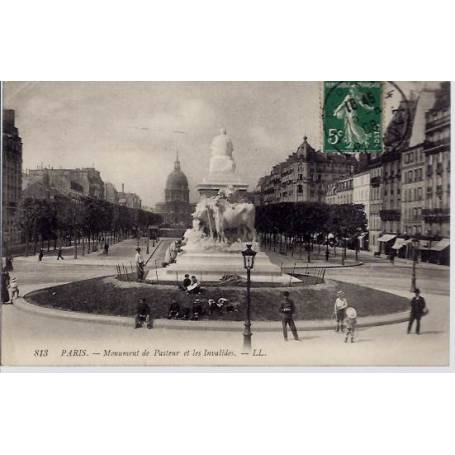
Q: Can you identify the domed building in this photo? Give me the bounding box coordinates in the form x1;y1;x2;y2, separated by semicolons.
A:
155;154;192;227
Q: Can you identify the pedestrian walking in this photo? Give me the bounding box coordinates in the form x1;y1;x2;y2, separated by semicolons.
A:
344;306;357;343
334;290;348;332
135;247;145;281
407;288;427;335
104;242;109;255
5;256;13;271
56;246;64;260
38;248;44;261
279;291;299;341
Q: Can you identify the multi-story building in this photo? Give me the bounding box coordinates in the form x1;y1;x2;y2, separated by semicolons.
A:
422;82;450;264
377;96;419;255
401;144;425;236
352;170;370;226
325;177;353;205
257;137;357;206
368;157;383;252
2;109;23;246
104;182;119;204
26;167;105;199
118;184;142;209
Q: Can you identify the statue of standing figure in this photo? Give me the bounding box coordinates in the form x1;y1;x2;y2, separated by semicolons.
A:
208;128;237;176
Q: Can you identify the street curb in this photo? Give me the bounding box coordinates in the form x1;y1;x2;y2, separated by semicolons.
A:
13;297;410;332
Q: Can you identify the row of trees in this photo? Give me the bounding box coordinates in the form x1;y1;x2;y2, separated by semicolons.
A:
17;195;162;257
255;202;367;262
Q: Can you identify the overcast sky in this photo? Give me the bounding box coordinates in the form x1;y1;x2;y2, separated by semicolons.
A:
4;81;425;206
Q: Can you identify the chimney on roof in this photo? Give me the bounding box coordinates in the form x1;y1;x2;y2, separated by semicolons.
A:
122;183;124;193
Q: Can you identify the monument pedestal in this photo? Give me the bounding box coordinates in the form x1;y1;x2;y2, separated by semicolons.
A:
197;181;249;199
147;249;300;284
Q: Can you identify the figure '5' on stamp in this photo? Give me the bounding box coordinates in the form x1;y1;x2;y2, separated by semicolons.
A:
324;81;383;153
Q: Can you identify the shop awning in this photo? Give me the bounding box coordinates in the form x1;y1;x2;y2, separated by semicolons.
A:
392;238;411;250
430;239;450;252
378;234;396;243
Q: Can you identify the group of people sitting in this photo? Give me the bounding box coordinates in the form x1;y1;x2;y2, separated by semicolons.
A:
134;296;240;328
168;297;240;321
180;274;202;294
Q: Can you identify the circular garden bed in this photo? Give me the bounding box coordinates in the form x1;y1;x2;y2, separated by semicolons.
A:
25;275;410;322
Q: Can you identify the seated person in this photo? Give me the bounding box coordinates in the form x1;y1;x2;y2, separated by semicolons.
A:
177;305;191;320
191;299;203;321
182;274;191;289
168;300;180;319
135;298;152;329
216;297;227;313
225;300;241;313
186;275;201;294
207;298;217;315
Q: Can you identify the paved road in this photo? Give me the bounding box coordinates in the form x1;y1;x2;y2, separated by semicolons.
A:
1;239;450;367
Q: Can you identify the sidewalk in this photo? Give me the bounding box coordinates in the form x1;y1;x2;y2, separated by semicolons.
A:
13;238;169;268
264;245;449;271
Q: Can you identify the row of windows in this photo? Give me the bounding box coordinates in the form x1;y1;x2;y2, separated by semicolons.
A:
384;188;401;196
404;168;423;183
403;149;424;164
403;187;423;202
403;207;422;220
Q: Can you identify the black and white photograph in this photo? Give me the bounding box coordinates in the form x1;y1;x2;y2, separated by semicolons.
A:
1;81;451;367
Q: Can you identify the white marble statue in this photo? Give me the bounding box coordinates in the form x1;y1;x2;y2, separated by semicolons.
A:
208;128;236;175
183;187;256;252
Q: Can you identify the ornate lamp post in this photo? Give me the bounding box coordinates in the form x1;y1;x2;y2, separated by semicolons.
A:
410;238;420;292
242;243;257;351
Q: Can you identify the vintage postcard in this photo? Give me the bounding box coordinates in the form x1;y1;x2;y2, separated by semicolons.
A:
0;81;451;367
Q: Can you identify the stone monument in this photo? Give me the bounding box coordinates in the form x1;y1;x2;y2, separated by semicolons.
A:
197;128;249;199
147;130;298;284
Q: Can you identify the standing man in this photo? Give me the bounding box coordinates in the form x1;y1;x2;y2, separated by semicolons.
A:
279;291;299;341
56;246;64;260
407;288;426;335
38;248;44;262
135;247;145;281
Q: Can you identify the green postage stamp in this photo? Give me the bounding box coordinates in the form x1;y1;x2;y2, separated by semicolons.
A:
323;81;383;153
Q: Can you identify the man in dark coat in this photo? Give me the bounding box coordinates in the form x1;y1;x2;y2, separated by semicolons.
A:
135;298;152;329
279;291;299;341
1;267;11;304
407;288;426;335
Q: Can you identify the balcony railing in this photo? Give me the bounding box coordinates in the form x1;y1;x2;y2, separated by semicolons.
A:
422;208;450;222
379;209;401;221
424;138;450;154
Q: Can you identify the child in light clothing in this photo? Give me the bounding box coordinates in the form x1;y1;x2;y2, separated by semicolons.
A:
9;277;19;300
334;290;348;332
344;306;357;343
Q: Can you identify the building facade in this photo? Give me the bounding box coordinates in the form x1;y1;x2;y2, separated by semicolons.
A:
155;155;192;226
257;137;357;206
104;182;119;204
26;167;105;200
422;82;450;239
352;170;370;227
325;177;353;205
2;109;23;246
368;157;383;252
401;144;425;236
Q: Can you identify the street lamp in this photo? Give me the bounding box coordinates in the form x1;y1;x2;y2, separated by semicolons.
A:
242;243;257;351
411;237;420;292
